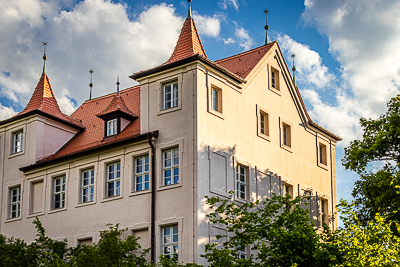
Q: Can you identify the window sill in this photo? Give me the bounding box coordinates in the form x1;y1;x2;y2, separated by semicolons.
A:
268;87;281;96
129;190;151;197
5;217;22;223
27;212;45;218
280;145;292;153
49;207;67;214
101;195;123;203
318;163;329;171
8;151;25;159
257;133;271;142
208;109;224;120
158;106;181;116
157;183;182;192
76;201;97;208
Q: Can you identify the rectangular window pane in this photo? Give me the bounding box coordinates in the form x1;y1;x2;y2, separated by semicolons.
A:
10;187;21;218
236;165;247;200
162;225;178;259
134;156;150;192
163;148;179;186
82;169;95;203
107;162;121;197
164;82;178;109
53;177;66;209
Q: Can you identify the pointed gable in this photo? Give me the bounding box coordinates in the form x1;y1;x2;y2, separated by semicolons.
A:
166;17;207;64
96;93;138;119
17;74;83;128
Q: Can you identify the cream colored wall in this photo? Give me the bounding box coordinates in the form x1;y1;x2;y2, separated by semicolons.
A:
195;44;338;264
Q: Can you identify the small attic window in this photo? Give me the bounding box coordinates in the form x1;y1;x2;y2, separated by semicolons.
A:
107;119;117;136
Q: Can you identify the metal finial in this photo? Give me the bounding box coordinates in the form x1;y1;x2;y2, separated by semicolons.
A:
263;9;269;45
187;0;193;18
291;54;297;86
89;69;94;100
116;76;120;94
42;41;48;75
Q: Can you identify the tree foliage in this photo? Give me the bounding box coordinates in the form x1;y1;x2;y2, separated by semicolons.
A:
202;193;341;267
342;95;400;223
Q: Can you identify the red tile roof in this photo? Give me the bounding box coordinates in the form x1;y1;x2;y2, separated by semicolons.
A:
17;74;83;128
215;42;276;79
96;93;138;118
166;17;207;64
37;86;141;163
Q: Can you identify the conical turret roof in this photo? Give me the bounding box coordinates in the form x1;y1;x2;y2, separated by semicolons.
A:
166;17;207;64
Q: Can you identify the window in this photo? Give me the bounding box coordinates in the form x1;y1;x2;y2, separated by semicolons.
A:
320;199;327;224
283;183;292;197
54;176;66;209
211;87;222;113
163;148;179;186
107;162;121;197
78;238;93;246
282;123;291;148
10;187;21;218
81;169;94;202
238;247;247;259
319;143;327;166
260;112;269;136
13;131;23;153
271;67;279;90
162;225;178;259
236;165;248;200
163;81;178;109
107;119;117;136
135;155;149;191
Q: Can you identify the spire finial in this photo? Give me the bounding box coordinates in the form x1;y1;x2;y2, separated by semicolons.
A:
42;41;48;75
263;9;269;45
89;69;94;100
187;0;193;18
116;76;120;94
291;54;297;86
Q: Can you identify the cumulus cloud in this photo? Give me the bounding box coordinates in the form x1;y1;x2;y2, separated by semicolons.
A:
0;103;17;120
235;27;253;50
193;12;222;38
276;0;400;145
277;34;334;89
218;0;239;11
0;0;186;115
223;38;235;44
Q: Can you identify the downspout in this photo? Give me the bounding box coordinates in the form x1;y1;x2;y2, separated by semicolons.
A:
147;132;156;263
330;140;334;231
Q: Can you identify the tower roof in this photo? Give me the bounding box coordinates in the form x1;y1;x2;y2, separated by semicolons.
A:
17;74;83;128
166;17;207;64
96;92;138;119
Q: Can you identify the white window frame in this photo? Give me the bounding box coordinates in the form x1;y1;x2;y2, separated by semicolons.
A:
134;155;150;191
211;87;222;113
320;199;327;224
162;225;179;259
81;169;95;203
163;148;179;186
238;246;247;259
10;186;21;218
106;162;121;197
107;119;117;136
163;81;178;110
53;176;66;209
236;164;248;200
13;131;23;153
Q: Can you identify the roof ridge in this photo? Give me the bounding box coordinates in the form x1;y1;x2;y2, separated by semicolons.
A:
215;42;276;63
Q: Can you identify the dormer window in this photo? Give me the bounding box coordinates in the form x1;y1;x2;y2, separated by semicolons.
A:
107;119;117;136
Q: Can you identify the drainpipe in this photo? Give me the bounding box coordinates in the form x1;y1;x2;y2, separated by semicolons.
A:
330;140;334;231
147;132;157;263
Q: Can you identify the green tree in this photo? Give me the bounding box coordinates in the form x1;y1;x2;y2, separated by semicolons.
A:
334;200;400;266
342;94;400;224
201;193;341;267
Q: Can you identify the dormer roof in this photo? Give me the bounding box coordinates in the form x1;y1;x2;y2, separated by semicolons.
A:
96;93;138;120
166;17;207;64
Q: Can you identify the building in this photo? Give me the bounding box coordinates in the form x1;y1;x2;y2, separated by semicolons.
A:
0;2;341;265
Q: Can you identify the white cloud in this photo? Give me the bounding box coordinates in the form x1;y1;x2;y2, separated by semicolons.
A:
218;0;239;11
0;103;16;120
0;0;185;115
235;27;253;50
277;34;334;89
276;0;400;146
223;38;235;44
193;12;222;38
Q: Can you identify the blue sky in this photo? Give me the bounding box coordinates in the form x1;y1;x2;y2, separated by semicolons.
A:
1;0;400;217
